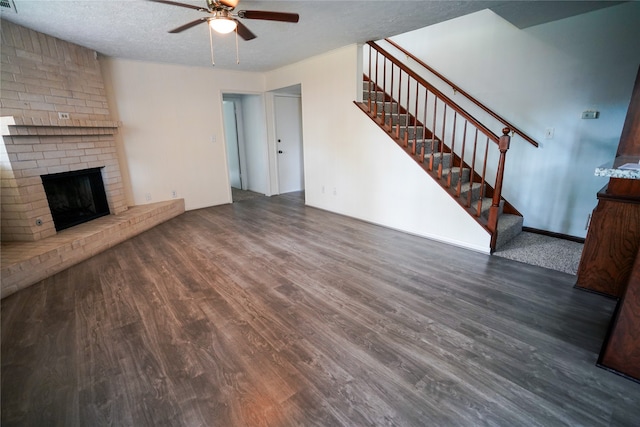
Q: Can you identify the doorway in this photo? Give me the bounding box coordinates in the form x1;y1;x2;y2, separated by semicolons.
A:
274;94;304;194
222;94;269;202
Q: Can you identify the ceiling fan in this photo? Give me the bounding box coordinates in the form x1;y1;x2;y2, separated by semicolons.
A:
149;0;299;41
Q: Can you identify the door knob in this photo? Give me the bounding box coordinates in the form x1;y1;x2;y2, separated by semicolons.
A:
278;150;283;154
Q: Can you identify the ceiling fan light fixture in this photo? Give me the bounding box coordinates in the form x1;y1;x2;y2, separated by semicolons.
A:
209;17;237;34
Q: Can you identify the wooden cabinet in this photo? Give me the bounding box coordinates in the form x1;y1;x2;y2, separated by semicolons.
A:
576;65;640;297
576;66;640;381
598;249;640;382
575;181;640;298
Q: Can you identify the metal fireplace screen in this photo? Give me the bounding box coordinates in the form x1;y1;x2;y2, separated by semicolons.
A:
41;167;110;231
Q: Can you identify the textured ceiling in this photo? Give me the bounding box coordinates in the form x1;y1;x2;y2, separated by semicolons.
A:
490;0;624;29
0;1;622;71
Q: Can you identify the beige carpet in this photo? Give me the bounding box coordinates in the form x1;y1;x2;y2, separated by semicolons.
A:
493;232;584;275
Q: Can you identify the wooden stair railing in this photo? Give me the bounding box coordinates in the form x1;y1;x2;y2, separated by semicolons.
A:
384;38;539;148
356;41;523;251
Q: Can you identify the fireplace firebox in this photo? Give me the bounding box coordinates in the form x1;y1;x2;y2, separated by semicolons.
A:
41;167;110;231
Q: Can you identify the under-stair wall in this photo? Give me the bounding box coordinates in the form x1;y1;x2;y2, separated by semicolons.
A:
359;41;526;250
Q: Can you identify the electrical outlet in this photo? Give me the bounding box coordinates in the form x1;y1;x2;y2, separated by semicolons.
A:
333;187;337;196
171;190;177;199
145;193;152;201
544;128;554;139
58;112;70;120
322;185;325;194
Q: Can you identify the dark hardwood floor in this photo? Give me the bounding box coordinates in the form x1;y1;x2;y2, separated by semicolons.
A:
2;192;639;426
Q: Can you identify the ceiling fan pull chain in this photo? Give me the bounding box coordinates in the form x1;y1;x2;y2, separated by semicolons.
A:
235;27;240;64
209;23;216;66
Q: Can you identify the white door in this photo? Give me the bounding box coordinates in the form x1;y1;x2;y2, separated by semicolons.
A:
275;95;304;193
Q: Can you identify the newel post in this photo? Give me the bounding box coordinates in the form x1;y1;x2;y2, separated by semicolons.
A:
488;127;511;251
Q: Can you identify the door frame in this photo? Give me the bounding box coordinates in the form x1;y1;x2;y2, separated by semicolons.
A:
265;85;304;196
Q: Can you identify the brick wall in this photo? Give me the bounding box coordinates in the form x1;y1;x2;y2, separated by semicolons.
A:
1;20;127;241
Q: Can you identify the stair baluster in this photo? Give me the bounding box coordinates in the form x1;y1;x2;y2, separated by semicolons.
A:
416;80;420;152
477;137;490;217
404;76;411;148
467;129;479;209
447;112;458;189
429;97;438;172
438;105;447;179
373;50;379;119
381;56;387;126
419;90;428;159
456;121;468;198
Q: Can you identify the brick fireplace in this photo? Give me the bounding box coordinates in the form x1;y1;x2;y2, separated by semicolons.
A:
1;117;127;241
1;20;185;297
1;19;127;242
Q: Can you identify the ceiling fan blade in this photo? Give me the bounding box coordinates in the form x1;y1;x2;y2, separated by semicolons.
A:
235;21;256;41
238;10;299;23
169;18;208;33
148;0;206;12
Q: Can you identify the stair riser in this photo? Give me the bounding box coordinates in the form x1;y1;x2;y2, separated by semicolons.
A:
495;215;524;249
410;140;441;155
363;91;386;102
398;127;425;140
459;184;484;204
382;115;410;126
424;153;452;169
442;168;471;187
479;199;503;220
370;102;399;114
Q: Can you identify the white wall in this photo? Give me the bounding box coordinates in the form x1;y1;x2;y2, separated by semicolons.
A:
101;58;265;210
388;3;640;237
265;45;491;252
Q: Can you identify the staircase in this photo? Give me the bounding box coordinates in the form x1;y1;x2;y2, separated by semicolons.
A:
356;41;530;251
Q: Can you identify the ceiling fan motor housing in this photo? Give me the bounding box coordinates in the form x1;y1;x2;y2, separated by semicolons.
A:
208;0;235;10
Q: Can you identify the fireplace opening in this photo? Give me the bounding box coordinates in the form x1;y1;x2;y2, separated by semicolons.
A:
41;167;110;231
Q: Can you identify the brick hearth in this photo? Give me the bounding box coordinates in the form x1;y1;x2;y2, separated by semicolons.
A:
1;199;185;298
